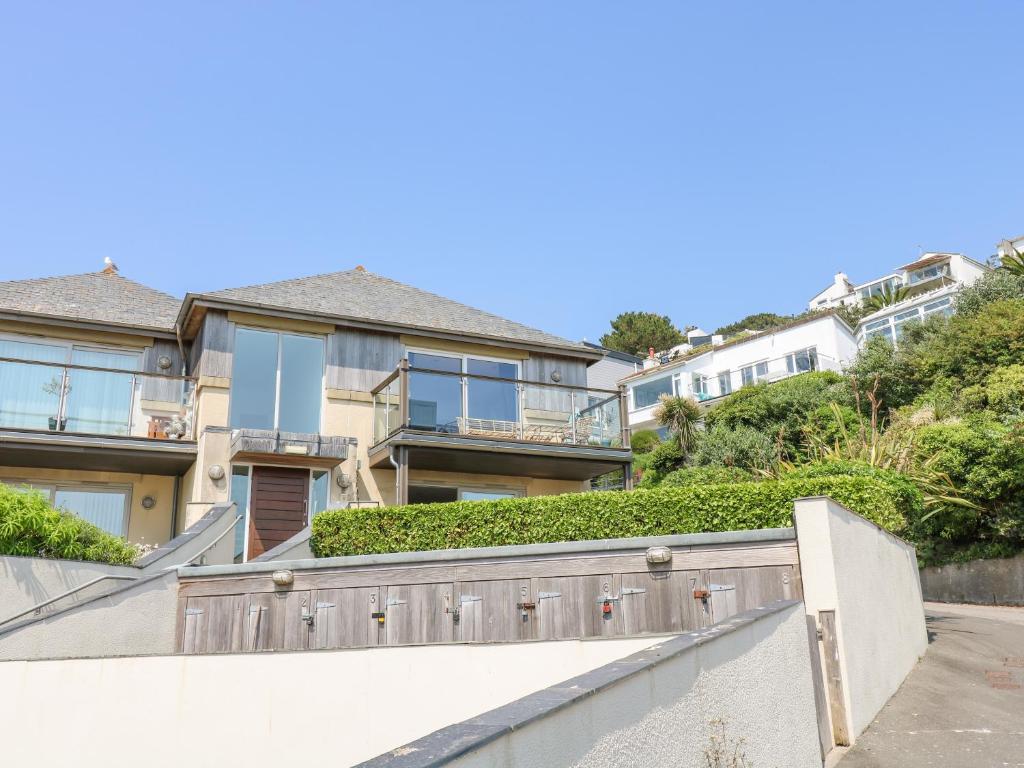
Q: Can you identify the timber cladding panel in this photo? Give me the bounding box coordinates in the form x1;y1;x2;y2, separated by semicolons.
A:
177;538;800;654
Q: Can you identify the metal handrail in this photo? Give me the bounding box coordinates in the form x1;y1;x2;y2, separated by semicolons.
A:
0;355;195;382
181;515;244;567
373;364;621;395
0;574;138;627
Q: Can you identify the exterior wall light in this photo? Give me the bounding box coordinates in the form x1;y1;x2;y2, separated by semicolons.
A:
140;495;156;510
272;570;294;587
208;464;225;481
646;546;673;565
156;355;173;370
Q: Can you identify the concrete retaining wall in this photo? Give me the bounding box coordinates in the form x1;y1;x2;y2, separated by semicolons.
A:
0;634;661;768
920;553;1024;606
795;496;928;743
365;601;821;768
0;556;137;622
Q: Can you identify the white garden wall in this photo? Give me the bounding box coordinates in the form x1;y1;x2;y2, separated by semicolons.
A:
795;496;928;741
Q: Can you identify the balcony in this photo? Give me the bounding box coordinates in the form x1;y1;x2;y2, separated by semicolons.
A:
368;360;632;496
0;355;196;474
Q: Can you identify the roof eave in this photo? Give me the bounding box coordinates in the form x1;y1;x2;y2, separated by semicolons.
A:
0;309;177;339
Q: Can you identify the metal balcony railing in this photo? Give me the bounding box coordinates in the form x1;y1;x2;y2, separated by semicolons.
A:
0;355;196;441
371;360;629;450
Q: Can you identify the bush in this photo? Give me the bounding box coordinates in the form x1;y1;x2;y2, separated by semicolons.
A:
0;483;138;565
705;371;852;460
692;424;778;470
954;269;1024;317
661;466;754;486
311;475;919;557
629;428;662;454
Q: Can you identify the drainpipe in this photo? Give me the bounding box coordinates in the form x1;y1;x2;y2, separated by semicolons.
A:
388;447;400;506
174;322;188;375
170;474;181;539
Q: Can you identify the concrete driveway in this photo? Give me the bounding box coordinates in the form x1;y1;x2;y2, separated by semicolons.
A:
838;602;1024;767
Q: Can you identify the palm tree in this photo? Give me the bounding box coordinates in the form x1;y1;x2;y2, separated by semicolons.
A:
654;395;702;455
998;246;1024;276
863;283;912;313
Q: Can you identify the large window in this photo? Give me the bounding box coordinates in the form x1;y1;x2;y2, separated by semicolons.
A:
786;347;818;374
408;484;520;504
691;373;709;398
631;376;674;410
858;277;901;301
407;351;519;432
908;263;949;285
229;328;324;433
717;371;732;396
0;337;139;435
740;361;769;387
3;480;130;537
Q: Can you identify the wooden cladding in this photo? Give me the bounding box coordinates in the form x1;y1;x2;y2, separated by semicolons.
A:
177;540;801;654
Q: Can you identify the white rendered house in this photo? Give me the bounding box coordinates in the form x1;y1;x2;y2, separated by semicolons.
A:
807;252;988;311
622;313;859;433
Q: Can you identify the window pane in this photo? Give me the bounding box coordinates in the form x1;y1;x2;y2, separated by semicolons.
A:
64;348;138;435
0;340;65;429
718;372;732;395
278;334;323;433
741;366;754;386
461;490;517;501
230;466;250;563
408;352;462;432
230;329;279;430
866;325;894;342
408;485;459;504
755;361;768;377
632;377;673;409
54;488;128;537
311;470;329;517
467;358;517;422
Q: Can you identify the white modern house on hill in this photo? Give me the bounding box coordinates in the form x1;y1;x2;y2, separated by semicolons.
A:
807;252;988;311
623;312;858;434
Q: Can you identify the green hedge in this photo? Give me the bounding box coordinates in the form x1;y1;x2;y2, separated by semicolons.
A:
311;475;920;557
0;483;138;565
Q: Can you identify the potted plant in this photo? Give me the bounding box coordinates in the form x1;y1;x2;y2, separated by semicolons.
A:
42;376;68;431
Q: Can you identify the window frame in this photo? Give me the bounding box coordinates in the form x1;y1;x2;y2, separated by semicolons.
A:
229;326;326;434
629;374;675;411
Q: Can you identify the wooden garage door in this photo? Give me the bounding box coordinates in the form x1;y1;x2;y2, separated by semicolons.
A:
247;466;309;559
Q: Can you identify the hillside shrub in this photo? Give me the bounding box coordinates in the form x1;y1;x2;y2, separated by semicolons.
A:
629;428;662;454
0;483;138;565
692;424;778;470
311;475;919;557
661;466;754;486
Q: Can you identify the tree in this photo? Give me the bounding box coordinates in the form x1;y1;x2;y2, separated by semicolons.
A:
999;246;1024;277
714;312;791;339
654;395;702;455
599;311;684;356
863;283;912;313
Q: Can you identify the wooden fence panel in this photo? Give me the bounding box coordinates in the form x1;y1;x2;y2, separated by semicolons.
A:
819;610;850;747
312;587;382;650
618;570;706;635
248;591;313;652
384;583;455;646
455;579;532;644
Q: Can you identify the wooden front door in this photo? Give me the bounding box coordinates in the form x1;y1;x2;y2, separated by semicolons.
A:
247;466;309;559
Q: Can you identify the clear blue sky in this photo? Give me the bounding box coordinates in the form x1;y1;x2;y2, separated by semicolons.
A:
1;3;1021;341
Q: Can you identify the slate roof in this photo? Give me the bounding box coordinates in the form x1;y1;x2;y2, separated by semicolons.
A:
195;267;590;353
0;270;181;332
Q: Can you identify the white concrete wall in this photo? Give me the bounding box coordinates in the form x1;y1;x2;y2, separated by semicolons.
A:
446;603;820;768
795;496;927;741
0;570;179;660
0;556;137;622
0;635;661;768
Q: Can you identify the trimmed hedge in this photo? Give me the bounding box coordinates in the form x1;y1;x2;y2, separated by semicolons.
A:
311;475;920;557
0;483;138;565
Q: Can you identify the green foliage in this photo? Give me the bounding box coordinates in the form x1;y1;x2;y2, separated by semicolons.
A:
714;312;791;339
311;475;918;557
704;371;852;460
599;311;685;356
863;284;912;313
636;439;685;486
654;395;702;454
0;483;137;565
692;424;778;471
998;246;1024;277
846;336;922;415
912;415;1024;563
661;465;754;486
954;269;1024;317
628;428;662;454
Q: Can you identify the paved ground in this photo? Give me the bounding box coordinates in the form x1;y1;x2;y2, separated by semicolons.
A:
838;602;1024;767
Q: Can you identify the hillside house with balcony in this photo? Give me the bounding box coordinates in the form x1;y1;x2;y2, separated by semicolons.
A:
622;312;858;434
807;252;988;311
0;265;631;561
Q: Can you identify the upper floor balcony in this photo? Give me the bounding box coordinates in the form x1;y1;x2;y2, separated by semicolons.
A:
367;358;632;494
0;352;196;475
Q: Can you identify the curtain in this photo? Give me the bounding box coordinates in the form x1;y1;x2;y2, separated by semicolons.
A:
64;348;138;435
54;489;129;537
0;340;67;429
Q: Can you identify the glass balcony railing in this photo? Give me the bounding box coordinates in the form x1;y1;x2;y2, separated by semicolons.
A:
371;361;627;449
0;355;196;440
